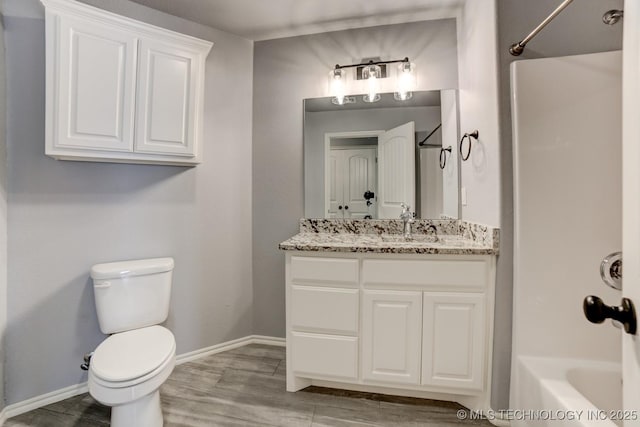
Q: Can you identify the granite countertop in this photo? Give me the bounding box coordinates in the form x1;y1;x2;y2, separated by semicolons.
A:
279;219;499;255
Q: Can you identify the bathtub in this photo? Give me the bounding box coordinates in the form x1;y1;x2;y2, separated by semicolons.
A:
511;357;622;427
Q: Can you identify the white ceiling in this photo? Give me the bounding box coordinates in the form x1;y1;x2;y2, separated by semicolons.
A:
125;0;464;41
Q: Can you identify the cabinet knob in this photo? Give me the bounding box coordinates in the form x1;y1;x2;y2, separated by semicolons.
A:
338;206;343;210
344;206;349;210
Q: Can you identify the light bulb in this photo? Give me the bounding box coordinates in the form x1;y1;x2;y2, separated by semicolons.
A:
394;62;416;101
329;68;346;105
363;64;381;103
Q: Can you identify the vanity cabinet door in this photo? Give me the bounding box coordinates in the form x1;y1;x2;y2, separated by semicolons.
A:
421;292;486;391
362;290;422;385
53;15;138;152
135;38;203;157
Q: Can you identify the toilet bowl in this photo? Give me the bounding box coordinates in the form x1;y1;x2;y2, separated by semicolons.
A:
89;326;176;426
88;258;175;427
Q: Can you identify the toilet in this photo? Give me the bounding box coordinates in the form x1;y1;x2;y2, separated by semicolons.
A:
88;257;176;427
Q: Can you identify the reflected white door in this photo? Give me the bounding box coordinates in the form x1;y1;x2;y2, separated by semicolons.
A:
622;0;640;421
327;151;342;218
327;148;376;218
378;122;415;219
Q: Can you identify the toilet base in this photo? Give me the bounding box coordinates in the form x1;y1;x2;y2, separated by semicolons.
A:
111;390;163;427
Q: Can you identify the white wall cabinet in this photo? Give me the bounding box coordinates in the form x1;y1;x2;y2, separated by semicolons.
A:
285;252;496;412
42;0;212;166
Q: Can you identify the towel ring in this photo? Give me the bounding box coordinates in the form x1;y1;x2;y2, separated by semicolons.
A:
439;146;452;169
459;130;479;161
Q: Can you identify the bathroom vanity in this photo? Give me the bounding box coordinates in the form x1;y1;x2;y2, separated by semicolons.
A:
280;219;499;412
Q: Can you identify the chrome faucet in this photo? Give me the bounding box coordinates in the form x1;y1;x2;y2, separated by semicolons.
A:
399;203;414;238
426;224;439;242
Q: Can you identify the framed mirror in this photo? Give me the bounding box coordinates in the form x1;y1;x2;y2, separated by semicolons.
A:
304;89;460;219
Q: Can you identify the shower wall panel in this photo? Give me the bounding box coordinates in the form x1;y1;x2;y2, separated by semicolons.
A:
511;50;622;361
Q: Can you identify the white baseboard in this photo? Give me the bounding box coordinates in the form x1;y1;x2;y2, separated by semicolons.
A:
175;334;285;365
247;335;286;347
488;409;512;427
3;382;89;421
489;418;511;427
0;335;285;425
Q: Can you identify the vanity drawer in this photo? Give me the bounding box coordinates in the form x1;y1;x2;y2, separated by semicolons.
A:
291;286;359;335
362;258;488;290
290;256;358;286
291;332;358;380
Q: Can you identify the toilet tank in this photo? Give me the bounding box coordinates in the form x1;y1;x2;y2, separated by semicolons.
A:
90;257;174;334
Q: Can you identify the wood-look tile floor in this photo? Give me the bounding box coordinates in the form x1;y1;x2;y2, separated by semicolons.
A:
5;344;491;426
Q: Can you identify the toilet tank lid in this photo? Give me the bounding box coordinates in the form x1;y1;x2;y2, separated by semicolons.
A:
90;257;174;280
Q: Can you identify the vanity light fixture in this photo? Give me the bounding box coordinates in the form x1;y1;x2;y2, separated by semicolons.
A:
331;96;356;106
328;57;417;105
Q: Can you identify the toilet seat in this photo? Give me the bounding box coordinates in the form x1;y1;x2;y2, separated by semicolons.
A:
90;325;175;388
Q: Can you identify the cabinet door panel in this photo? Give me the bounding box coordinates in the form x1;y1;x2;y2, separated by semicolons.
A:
56;16;137;151
136;39;201;156
422;293;486;391
362;290;422;384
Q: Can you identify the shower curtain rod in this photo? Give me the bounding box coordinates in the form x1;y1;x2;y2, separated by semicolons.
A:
418;124;442;146
509;0;574;56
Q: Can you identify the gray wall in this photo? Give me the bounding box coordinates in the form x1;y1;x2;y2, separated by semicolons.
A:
252;19;458;336
492;0;623;410
4;0;254;404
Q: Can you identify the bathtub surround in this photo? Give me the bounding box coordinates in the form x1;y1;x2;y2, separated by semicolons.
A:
492;0;623;410
517;357;622;427
510;51;622;423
